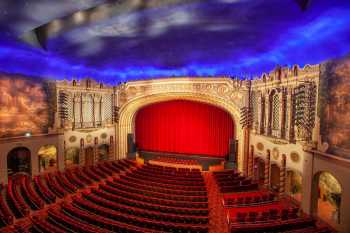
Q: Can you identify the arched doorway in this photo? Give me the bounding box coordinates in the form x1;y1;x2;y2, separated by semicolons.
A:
254;157;265;185
98;144;109;161
38;145;57;173
286;170;302;202
85;147;94;166
7;147;31;177
312;171;342;227
270;164;280;192
65;147;79;167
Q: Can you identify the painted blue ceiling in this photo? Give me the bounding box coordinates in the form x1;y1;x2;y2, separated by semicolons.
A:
0;0;349;84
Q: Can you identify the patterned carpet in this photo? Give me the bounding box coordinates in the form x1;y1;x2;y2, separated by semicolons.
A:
203;172;229;233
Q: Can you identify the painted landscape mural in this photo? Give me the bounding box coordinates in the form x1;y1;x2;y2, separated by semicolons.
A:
319;55;350;157
0;73;51;138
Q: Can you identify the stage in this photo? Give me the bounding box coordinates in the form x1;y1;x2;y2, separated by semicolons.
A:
137;151;227;171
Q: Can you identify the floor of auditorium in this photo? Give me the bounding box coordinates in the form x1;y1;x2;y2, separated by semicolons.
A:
0;158;335;233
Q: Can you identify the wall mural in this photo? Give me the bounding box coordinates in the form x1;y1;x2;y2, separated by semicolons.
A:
0;73;53;138
319;55;350;157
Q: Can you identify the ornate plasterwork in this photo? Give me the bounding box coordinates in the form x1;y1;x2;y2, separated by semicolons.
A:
117;77;247;171
118;77;248;110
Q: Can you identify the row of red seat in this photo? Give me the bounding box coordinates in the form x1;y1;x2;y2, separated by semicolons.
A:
116;176;207;196
127;171;205;187
234;207;299;222
123;173;206;191
19;175;44;210
224;192;276;207
134;168;204;181
0;159;135;231
91;187;209;216
82;190;209;225
100;182;208;209
33;175;56;204
215;169;334;233
230;216;316;233
74;162;209;232
107;178;208;202
6;178;29;218
220;183;259;193
213;169;258;193
0;184;13;227
72;195;208;233
142;164;202;176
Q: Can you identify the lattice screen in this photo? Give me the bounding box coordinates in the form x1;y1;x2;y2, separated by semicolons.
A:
95;97;102;124
272;94;280;130
83;95;94;127
67;93;74;122
103;94;113;123
284;93;288;133
251;91;259;130
73;96;81;124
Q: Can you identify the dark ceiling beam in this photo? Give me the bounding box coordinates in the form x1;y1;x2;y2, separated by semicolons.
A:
20;0;200;50
294;0;312;11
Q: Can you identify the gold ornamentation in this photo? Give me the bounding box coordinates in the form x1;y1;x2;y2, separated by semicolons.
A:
68;136;77;143
256;142;264;151
101;133;108;139
290;152;300;163
86;134;93;143
272;148;279;160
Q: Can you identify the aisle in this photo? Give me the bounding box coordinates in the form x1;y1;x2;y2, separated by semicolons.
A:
203;172;229;233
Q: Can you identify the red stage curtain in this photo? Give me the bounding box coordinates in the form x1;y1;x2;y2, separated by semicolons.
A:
135;100;234;158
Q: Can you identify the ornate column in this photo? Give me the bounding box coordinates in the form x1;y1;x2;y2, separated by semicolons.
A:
79;138;85;165
277;90;284;138
109;136;114;161
94;137;99;164
243;127;250;176
280;89;287;139
264;150;271;188
265;91;272;136
279;154;287;197
248;146;254;178
57;137;65;171
257;94;263;134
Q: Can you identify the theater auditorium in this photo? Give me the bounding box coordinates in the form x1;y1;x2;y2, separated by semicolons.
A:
0;0;349;233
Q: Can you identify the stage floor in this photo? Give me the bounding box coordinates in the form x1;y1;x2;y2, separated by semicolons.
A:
138;151;227;171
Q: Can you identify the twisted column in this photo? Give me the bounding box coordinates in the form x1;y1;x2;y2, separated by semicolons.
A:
248;146;254;178
279;154;287;197
264;150;271;188
79;138;85;165
109;136;114;161
94;137;99;164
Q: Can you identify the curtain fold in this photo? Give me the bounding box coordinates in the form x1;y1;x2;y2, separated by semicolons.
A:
135;100;234;158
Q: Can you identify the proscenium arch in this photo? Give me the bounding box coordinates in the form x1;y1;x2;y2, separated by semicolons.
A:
117;92;243;170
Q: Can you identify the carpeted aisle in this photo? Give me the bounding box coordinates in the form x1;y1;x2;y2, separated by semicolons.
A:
204;172;229;233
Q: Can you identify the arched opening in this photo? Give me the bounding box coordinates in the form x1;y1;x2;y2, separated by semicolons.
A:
98;144;109;161
270;163;280;192
135;100;234;158
312;172;342;227
7;147;31;177
286;170;302;202
270;90;280;137
38;145;57;173
65;147;80;167
85;147;94;166
118;92;242;169
254;157;265;185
